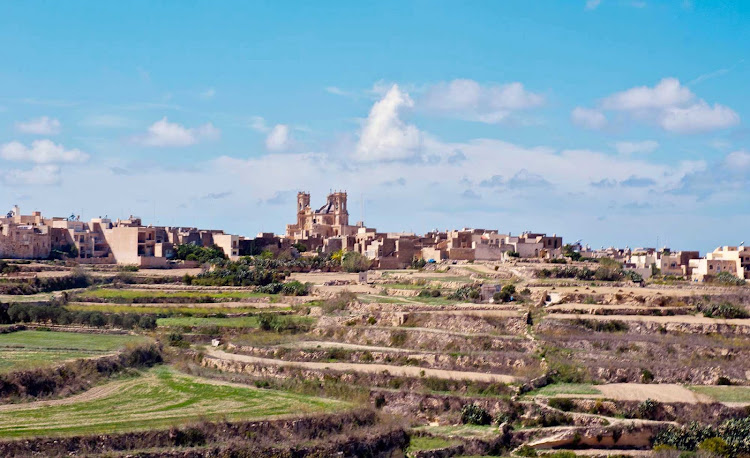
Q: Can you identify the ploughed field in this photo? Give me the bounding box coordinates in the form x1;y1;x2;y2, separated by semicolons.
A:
0;366;348;439
0;330;146;373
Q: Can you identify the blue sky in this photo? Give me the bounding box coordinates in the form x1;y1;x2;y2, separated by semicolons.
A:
0;1;748;253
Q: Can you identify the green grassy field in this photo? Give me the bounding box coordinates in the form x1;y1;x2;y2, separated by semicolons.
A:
0;366;349;438
75;288;272;302
415;424;499;438
406;435;459;453
67;303;289;315
690;385;750;403
0;330;146;373
156;315;315;328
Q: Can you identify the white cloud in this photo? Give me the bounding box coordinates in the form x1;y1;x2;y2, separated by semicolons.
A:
724;150;750;170
602;77;693;111
585;0;601;10
659;101;740;133
595;77;740;133
249;116;269;132
15;116;61;135
614;140;659;154
200;87;216;99
571;107;607;129
356;84;422;161
136;117;220;147
325;86;352;97
0;139;89;164
421;79;544;123
3;165;61;185
265;124;291;151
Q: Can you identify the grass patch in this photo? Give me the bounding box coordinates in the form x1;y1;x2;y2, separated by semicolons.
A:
417;424;499;438
75;288;271;302
357;295;407;304
407;435;458;452
689;385;750;403
66;303;288;315
0;366;348;438
527;383;601;397
382;283;426;290
156;315;315;329
0;330;146;373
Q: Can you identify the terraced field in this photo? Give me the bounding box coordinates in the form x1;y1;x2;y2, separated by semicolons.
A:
74;288;272;302
0;330;146;373
157;315;315;329
0;366;349;439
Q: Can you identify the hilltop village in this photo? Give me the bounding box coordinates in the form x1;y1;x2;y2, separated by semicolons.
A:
2;192;748;283
1;191;750;457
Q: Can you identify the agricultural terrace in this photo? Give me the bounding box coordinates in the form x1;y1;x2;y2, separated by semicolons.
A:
0;366;349;439
73;288;272;303
0;330;147;373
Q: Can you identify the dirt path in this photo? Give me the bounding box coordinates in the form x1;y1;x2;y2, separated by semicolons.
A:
549;313;750;326
545;303;691;312
280;340;414;353
206;348;519;383
368;325;522;339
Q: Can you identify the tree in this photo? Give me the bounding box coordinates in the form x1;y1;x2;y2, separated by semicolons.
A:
341;251;371;273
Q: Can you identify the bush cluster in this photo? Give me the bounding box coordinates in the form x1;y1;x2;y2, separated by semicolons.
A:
0;272;93;295
653;417;750;457
449;284;481;301
0;303;156;330
257;313;311;333
417;288;441;298
460;403;492;426
574;318;629;333
536;265;625;282
255;280;311;296
0;260;21;274
493;284;516;303
698;301;749;319
175;244;227;263
713;271;747;286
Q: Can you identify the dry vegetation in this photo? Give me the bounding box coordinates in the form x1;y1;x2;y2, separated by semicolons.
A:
1;259;749;456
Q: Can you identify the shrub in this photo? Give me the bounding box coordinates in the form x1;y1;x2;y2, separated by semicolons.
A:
411;257;427;269
637;398;658;419
713;271;746;286
168;333;189;348
698;437;730;457
320;291;356;314
174;244;227;263
460;403;492;425
449;284;481;302
516;445;538;457
341;251;371;273
698;301;749;319
548;398;575;411
138;315;157;330
280;280;311;296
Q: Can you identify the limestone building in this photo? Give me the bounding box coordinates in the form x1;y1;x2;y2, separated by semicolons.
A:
285;191;358;240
